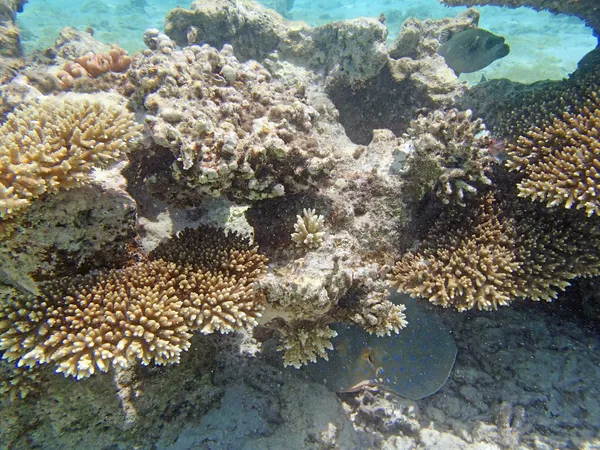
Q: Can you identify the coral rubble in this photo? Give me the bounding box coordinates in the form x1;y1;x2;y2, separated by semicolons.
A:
0;227;268;379
506;90;600;216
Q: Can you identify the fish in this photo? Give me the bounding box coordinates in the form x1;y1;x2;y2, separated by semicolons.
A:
303;293;457;401
437;27;510;76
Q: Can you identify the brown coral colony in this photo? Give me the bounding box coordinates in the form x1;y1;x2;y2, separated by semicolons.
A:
0;226;268;379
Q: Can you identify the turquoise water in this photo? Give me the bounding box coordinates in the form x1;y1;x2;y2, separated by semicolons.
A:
18;0;596;83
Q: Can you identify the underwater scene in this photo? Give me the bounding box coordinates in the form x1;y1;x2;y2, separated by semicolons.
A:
0;0;599;448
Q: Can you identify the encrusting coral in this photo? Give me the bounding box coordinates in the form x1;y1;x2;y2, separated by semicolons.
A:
0;226;268;379
390;190;600;311
400;108;493;206
291;208;326;249
56;45;132;90
277;322;338;368
506;90;600;217
0;96;142;219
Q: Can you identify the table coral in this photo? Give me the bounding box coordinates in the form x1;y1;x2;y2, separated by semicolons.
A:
0;226;268;379
390;190;600;311
506;90;600;217
0;96;142;219
400;108;493;206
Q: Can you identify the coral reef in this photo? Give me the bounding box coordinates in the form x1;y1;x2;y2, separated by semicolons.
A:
0;226;268;379
164;0;389;87
0;0;25;58
291;208;325;249
399;109;493;206
164;0;466;145
128;40;333;203
390;190;600;311
0;95;142;219
277;322;337;368
390;192;519;311
506;90;600;216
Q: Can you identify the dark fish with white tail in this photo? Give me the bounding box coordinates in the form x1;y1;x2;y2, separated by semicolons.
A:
437;27;510;75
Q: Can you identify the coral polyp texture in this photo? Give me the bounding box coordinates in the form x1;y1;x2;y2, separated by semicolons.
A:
390;191;600;311
277;322;338;368
0;96;142;219
128;41;333;204
151;227;269;334
400;108;493;206
506;91;600;217
291;208;326;249
0;226;268;379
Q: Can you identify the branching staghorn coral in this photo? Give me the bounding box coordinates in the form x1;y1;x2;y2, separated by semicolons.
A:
277;322;338;369
0;96;142;219
506;90;600;217
0;226;268;379
390;190;600;311
400;109;493;206
291;208;326;249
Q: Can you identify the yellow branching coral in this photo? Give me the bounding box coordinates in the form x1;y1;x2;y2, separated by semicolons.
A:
0;226;268;379
506;91;600;217
401;109;493;206
291;208;326;249
348;293;408;336
150;227;268;334
391;193;521;311
277;323;337;369
0;97;142;219
390;191;600;311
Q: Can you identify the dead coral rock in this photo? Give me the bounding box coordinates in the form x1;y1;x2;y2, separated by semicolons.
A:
0;173;138;288
0;0;26;58
128;43;333;203
388;9;479;60
164;0;388;87
53;26;112;61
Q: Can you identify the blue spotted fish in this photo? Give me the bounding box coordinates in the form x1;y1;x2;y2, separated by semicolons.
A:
305;293;457;400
